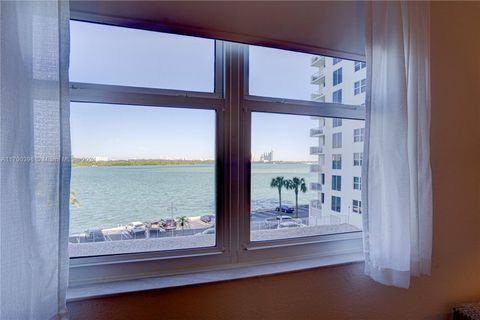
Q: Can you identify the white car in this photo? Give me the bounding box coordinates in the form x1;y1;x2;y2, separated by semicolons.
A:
264;216;301;229
278;221;306;228
126;221;146;234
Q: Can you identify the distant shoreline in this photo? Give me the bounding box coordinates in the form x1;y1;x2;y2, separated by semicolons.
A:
72;159;311;167
72;159;214;167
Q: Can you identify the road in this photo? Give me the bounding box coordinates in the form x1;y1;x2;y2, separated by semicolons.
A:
70;205;310;243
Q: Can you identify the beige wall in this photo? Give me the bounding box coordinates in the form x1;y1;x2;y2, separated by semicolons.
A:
67;3;480;319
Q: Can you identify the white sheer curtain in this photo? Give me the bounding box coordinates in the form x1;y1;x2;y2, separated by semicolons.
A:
0;1;70;319
363;1;432;288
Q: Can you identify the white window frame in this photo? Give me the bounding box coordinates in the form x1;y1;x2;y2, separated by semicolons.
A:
331;196;341;213
68;12;367;290
354;81;360;95
360;79;366;93
332;154;342;170
353;152;363;166
332;118;342;127
354;128;365;142
332;175;342;191
354;61;366;72
352;200;362;213
333;67;343;86
354;79;366;95
333;89;342;103
333;57;342;65
332;132;342;148
353;176;362;190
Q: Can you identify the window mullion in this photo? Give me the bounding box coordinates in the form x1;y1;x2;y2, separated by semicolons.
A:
223;42;246;263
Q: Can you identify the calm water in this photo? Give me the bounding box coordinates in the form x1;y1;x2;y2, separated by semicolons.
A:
70;163;318;234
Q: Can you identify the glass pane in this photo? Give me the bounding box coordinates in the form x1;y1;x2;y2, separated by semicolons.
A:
250;112;364;242
70;21;215;92
69;103;216;257
248;45;366;105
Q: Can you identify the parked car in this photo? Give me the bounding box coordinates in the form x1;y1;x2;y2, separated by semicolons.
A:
264;216;304;229
275;205;294;213
200;214;215;224
84;228;105;242
278;221;306;228
161;218;177;230
126;221;146;234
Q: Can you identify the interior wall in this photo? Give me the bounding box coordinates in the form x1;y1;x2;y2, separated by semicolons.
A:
67;3;480;319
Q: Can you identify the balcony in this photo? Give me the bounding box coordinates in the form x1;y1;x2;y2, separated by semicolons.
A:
310;164;323;173
310;69;326;85
310;146;324;155
310;128;325;137
311;56;326;68
311;91;325;102
310;199;322;209
310;182;322;191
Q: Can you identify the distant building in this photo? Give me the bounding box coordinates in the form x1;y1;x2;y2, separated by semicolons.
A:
95;156;109;162
309;56;366;229
259;150;274;163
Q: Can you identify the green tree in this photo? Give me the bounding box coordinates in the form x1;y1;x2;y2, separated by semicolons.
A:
270;176;286;212
70;191;80;208
285;177;307;218
175;216;190;231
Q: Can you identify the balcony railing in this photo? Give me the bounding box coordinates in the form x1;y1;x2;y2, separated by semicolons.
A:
310;199;322;209
310;182;322;191
311;91;325;102
310;128;325;137
310;146;324;155
311;56;326;67
310;69;326;85
310;164;323;173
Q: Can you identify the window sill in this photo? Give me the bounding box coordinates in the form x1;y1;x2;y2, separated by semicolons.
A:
67;251;364;302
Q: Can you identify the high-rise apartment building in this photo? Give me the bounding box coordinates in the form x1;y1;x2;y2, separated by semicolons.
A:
309;56;366;229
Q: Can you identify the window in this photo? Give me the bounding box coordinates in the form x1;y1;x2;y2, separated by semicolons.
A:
354;152;363;166
332;132;342;148
248;47;365;105
332;154;342;169
354;128;365;142
333;68;343;86
353;176;362;190
333;89;342;103
70;21;215;92
333;58;342;65
332;175;342;191
352;200;362;213
331;196;341;213
69;18;366;285
354;79;366;95
354;61;366;71
70;103;217;256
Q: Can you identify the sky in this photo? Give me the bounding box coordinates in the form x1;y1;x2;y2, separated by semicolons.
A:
69;21;321;161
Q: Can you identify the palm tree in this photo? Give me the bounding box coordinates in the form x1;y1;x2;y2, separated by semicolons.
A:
270;176;286;212
175;216;190;231
70;191;80;208
285;177;307;218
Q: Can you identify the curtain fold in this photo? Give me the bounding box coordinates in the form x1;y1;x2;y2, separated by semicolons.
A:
363;1;432;288
0;1;71;318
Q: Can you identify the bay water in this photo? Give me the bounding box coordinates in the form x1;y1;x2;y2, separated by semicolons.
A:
70;163;318;234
